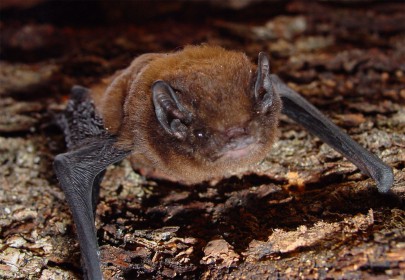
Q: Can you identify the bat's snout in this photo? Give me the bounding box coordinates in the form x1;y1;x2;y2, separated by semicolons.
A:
219;134;256;160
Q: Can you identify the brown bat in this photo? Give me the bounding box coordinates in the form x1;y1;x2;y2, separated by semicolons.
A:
53;45;394;279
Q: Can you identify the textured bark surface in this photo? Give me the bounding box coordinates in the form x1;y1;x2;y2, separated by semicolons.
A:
0;1;404;279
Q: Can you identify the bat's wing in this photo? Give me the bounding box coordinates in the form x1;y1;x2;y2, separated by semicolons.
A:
271;74;394;193
54;87;130;279
55;86;105;150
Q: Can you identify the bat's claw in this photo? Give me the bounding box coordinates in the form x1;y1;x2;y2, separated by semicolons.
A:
374;165;394;193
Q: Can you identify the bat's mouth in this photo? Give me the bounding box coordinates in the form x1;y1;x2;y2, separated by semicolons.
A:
221;145;254;159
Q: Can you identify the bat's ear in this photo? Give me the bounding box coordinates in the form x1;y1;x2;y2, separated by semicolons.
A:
152;80;193;140
254;52;275;114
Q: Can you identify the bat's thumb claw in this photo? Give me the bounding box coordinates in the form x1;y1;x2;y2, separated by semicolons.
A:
374;165;394;193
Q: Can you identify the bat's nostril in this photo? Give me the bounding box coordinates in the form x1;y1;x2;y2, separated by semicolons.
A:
226;127;246;139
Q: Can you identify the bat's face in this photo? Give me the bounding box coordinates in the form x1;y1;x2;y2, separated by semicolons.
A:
148;48;281;182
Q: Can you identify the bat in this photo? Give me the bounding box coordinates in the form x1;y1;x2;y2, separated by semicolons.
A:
53;45;394;279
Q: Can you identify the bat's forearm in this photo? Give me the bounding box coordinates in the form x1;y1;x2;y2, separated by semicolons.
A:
273;74;394;192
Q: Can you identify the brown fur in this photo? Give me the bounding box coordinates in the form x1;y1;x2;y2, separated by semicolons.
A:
93;45;282;184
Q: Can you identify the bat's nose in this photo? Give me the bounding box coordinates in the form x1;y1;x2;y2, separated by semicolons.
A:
223;126;254;151
220;139;256;159
219;129;256;159
226;126;246;139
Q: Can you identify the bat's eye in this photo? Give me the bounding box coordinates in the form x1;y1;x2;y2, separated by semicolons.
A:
194;129;206;139
152;80;193;140
254;52;275;114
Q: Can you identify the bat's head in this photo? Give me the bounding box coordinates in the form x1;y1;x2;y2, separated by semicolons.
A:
131;46;282;183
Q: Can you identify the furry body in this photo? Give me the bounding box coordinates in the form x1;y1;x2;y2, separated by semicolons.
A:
92;45;281;183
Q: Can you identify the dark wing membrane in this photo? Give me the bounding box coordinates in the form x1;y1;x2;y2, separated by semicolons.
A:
54;86;131;279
